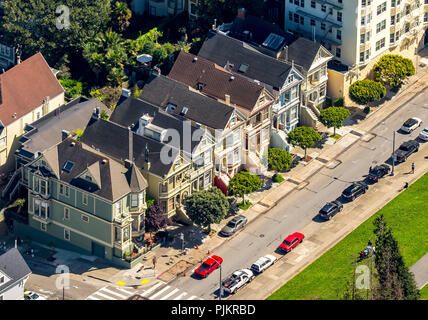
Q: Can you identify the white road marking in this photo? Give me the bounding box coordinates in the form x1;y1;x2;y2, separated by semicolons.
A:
141;281;164;297
173;292;188;300
87;296;100;300
160;288;180;300
92;292;116;300
117;287;134;295
187;295;197;300
148;285;171;300
101;288;127;299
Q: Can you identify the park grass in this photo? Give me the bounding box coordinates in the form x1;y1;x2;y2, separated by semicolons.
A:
267;171;428;300
420;285;428;300
238;200;252;210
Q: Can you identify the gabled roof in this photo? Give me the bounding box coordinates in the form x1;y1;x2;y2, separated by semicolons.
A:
34;137;148;202
0;52;64;127
139;75;235;130
198;31;293;90
280;37;333;73
169;51;265;115
81;118;182;178
126;164;148;192
0;248;32;294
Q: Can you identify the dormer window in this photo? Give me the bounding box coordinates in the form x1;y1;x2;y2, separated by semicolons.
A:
63;161;74;173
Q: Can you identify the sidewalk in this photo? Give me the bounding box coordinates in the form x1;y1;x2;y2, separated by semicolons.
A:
110;52;428;289
410;253;428;290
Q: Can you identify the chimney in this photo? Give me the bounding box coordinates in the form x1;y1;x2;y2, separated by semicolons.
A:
122;88;131;98
225;94;231;105
237;8;246;19
124;159;133;169
61;130;70;140
92;107;100;120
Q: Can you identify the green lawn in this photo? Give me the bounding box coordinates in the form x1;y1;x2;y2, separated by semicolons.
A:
268;171;428;300
420;285;428;300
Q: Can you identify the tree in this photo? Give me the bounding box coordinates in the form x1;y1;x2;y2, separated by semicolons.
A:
373;54;415;90
0;0;111;66
111;1;132;32
185;187;228;232
268;148;293;172
372;214;420;300
59;79;83;100
319;107;351;136
349;79;386;105
287;127;321;160
145;203;169;234
228;170;262;203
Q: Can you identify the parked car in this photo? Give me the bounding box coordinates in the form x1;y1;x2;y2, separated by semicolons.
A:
392;140;420;163
341;181;368;201
418;127;428;141
251;254;277;274
279;232;305;253
367;164;390;183
25;291;46;300
318;200;343;220
220;215;247;237
194;255;223;278
400;117;422;133
222;269;254;294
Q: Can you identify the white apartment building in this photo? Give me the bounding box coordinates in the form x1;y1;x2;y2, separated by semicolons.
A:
285;0;428;104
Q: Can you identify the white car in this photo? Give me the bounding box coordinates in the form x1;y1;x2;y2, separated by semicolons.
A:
419;127;428;141
250;254;277;274
401;117;422;133
25;291;46;300
222;269;254;294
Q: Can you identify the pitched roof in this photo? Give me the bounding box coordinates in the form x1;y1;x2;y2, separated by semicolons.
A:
0;52;64;127
36;137;147;202
109;96;202;153
0;248;32;294
169;51;265;115
80;118;181;178
15;98;109;161
198;31;292;90
139;75;234;130
280;37;325;72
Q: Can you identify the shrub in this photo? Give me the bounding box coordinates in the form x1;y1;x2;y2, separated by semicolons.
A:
373;54;415;89
325;97;333;108
349;79;386;105
268;148;293;172
59;79;83;100
272;173;285;183
363;106;371;114
333;97;344;107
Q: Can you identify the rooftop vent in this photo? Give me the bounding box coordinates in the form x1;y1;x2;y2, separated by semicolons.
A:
180;107;188;116
193;57;198;62
229;76;235;81
122;88;131;98
166;103;177;114
238;63;249;73
102;159;107;164
70;141;76;147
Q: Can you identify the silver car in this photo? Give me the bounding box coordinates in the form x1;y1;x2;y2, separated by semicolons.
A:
419;127;428;141
220;215;247;236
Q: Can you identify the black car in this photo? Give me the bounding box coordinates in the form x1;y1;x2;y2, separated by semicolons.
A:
319;200;343;220
392;140;419;163
367;164;390;183
342;181;368;201
220;215;247;236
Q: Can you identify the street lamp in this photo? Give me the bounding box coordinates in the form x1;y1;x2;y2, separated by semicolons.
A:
179;232;184;252
391;131;396;176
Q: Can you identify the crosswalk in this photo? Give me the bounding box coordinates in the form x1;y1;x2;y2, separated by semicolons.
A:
86;281;203;301
140;280;203;301
86;285;135;300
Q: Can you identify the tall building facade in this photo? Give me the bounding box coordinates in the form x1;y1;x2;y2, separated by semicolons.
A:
285;0;428;103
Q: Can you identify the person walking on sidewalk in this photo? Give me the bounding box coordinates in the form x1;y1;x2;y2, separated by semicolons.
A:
411;162;415;174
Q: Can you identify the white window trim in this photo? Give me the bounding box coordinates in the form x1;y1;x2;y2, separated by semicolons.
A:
64;207;70;220
81;214;89;223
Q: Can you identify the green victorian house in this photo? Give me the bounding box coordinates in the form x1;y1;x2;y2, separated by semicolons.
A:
14;135;148;268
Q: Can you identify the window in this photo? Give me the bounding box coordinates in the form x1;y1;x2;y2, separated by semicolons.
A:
62;161;74;173
425;12;428;23
376;38;385;51
82;193;88;205
377;2;386;15
131;193;138;208
81;215;89;223
360;51;365;62
366;31;371;41
366;49;371;60
0;276;3;284
41;222;47;231
116;201;122;216
391;0;396;7
64;208;70;220
376;20;386;33
59;184;69;197
361;16;365;25
300;0;305;7
321;4;326;12
289;12;292;21
390;33;395;43
337;12;342;22
294;13;299;23
336;47;341;58
391;15;395;25
337;30;342;40
300;16;304;25
64;229;70;241
311;0;315;8
310;19;315;26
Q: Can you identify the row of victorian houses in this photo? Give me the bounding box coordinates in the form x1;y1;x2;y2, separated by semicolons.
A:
0;13;335;268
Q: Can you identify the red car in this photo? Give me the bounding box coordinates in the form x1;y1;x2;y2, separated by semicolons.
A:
194;255;223;278
279;232;305;253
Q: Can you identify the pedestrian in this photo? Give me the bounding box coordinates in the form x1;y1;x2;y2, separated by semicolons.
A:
411;162;415;174
404;182;409;189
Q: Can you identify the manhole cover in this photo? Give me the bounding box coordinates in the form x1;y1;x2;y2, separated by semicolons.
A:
259;234;265;238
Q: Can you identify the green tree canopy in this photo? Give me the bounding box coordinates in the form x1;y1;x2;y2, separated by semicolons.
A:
287;126;321;159
373;214;420;300
111;1;132;32
373;54;415;89
145;203;169;234
185;187;228;232
228;170;262;203
268;148;293;172
0;0;111;66
319;107;351;135
349;79;386;105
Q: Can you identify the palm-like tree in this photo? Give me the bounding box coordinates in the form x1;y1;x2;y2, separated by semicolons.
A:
113;1;132;32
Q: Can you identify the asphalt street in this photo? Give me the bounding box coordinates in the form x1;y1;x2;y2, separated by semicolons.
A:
163;90;428;300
